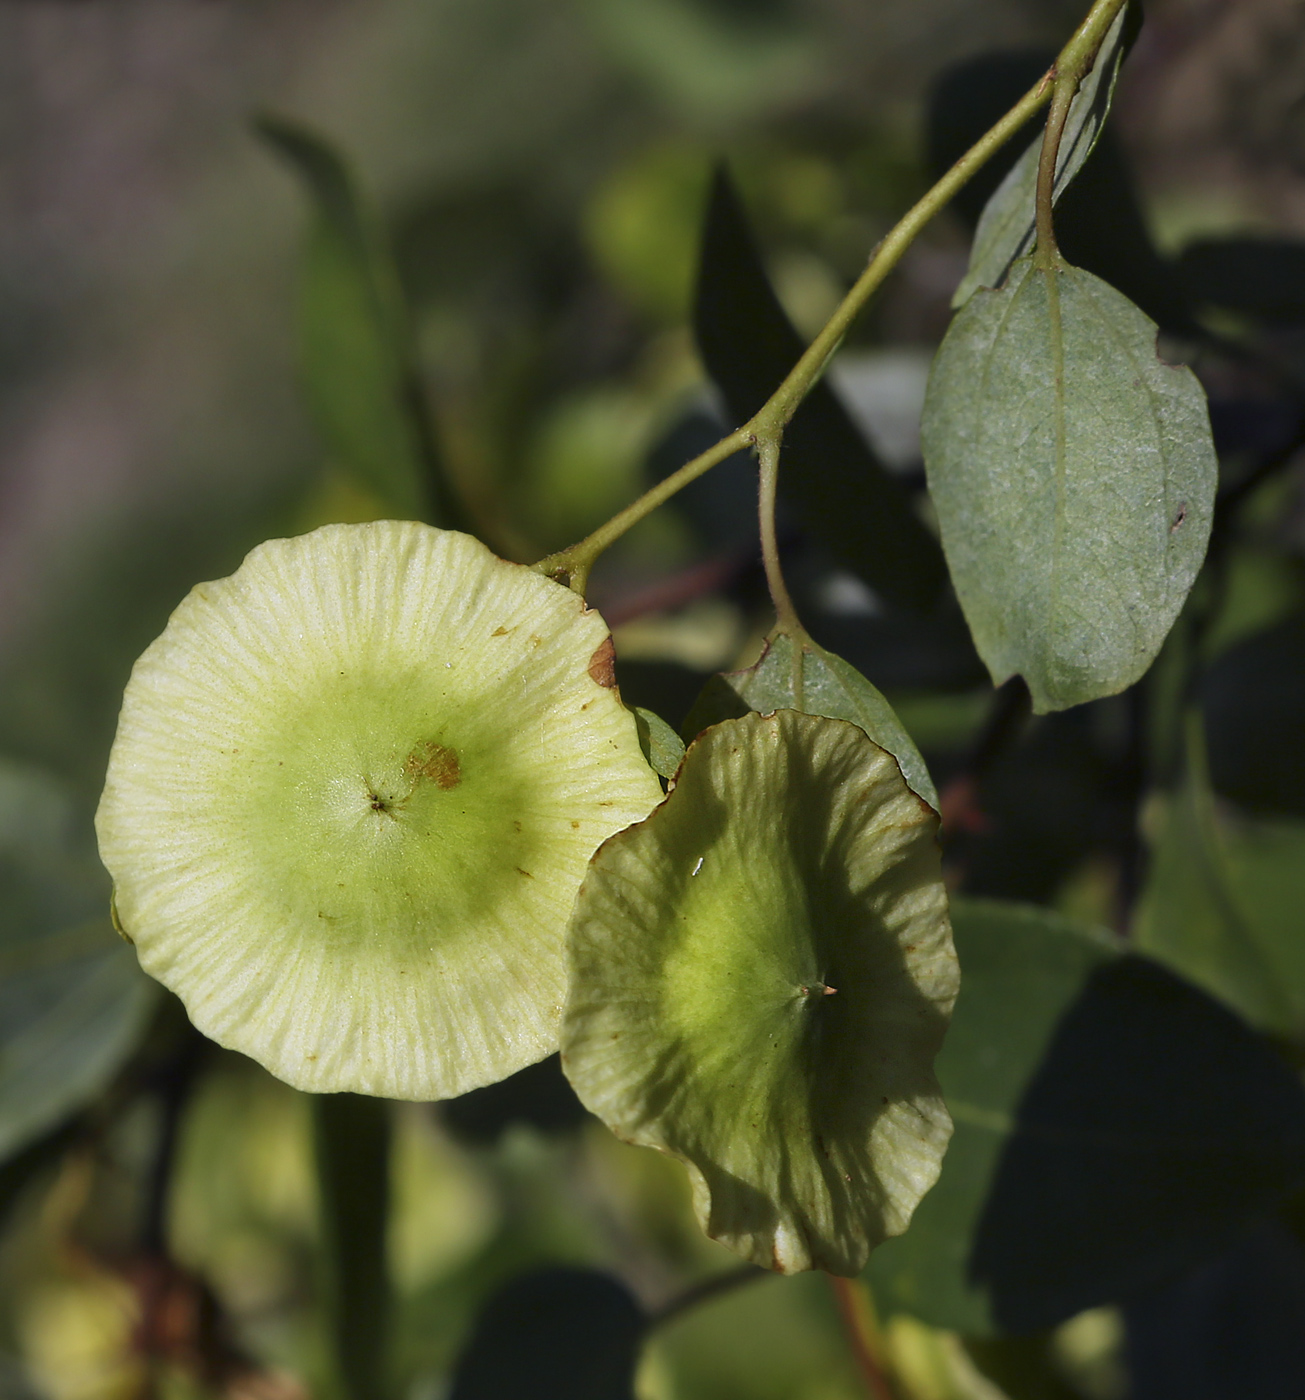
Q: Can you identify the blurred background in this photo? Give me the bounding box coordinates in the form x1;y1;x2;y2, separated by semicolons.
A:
3;0;1305;1396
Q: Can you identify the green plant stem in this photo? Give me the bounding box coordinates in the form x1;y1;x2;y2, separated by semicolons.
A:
757;437;803;636
535;0;1128;596
1033;82;1075;267
649;1264;768;1330
1034;0;1130;267
534;427;751;595
314;1094;392;1400
828;1275;897;1400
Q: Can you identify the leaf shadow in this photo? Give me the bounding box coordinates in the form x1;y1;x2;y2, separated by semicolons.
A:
969;955;1305;1331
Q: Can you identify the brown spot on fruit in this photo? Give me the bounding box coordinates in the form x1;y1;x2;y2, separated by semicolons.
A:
404;739;461;790
515;867;534;878
588;636;617;688
491;625;510;636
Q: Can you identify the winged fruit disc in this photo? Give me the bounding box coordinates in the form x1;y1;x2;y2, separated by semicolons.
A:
96;521;662;1100
562;710;958;1275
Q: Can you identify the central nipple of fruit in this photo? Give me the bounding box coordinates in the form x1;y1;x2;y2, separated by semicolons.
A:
365;740;462;820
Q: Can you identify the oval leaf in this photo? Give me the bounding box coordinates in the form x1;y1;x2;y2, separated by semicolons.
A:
923;258;1215;713
1136;718;1305;1040
258;115;458;527
953;2;1135;307
632;706;686;782
562;710;957;1276
450;1267;645;1400
867;898;1305;1335
683;631;936;810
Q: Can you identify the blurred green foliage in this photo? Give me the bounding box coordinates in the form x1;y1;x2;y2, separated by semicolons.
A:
3;0;1305;1397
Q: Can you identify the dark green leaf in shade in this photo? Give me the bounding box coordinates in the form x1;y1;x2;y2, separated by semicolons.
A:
257;115;457;526
0;759;155;1166
1135;716;1305;1041
563;711;957;1276
314;1093;393;1400
682;630;936;810
1177;237;1305;325
0;1119;82;1236
923;258;1216;713
926;51;1052;234
962;1334;1085;1400
953;3;1134;307
1123;1222;1305;1398
632;706;687;782
449;1266;645;1400
441;1053;589;1146
866;898;1305;1335
693;168;947;613
1200;612;1305;819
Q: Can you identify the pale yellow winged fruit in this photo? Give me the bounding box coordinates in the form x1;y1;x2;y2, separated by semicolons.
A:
96;521;663;1100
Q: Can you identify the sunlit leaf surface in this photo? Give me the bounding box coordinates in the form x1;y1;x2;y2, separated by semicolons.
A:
684;630;936;809
923;258;1215;712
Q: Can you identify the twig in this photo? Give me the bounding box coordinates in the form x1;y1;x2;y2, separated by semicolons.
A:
649;1264;769;1330
828;1275;897;1400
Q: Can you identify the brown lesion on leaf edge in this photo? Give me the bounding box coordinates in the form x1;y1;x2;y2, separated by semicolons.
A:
588;635;617;688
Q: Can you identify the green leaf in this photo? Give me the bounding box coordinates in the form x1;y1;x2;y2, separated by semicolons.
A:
449;1267;645;1400
694;168;947;613
0;759;154;1164
257;115;451;525
441;1053;589;1145
1177;236;1305;325
314;1093;392;1400
632;706;686;782
867;898;1305;1335
683;631;937;810
953;2;1134;307
923;258;1216;713
1200;612;1305;819
563;710;957;1276
1135;717;1305;1040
